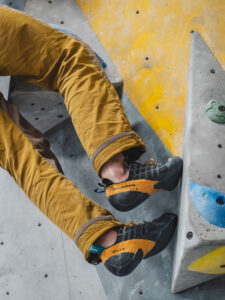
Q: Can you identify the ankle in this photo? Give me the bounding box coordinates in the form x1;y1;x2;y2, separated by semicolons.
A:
95;229;117;248
100;153;129;183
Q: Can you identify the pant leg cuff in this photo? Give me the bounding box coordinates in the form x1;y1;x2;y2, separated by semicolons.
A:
91;131;145;175
75;216;123;261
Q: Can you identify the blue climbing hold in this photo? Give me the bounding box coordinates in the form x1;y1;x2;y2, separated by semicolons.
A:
190;182;225;228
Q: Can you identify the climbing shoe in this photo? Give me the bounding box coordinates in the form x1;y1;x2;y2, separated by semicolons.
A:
99;213;177;276
99;156;183;211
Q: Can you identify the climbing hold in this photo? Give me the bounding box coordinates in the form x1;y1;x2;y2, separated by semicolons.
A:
190;182;225;228
188;246;225;274
205;99;225;124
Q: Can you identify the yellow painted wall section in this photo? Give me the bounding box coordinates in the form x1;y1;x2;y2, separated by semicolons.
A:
77;0;225;155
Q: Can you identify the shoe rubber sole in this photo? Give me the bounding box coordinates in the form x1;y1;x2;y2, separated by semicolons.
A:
103;248;144;276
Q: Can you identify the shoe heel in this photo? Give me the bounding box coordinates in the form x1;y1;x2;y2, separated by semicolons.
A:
103;249;144;276
145;213;177;258
154;157;183;191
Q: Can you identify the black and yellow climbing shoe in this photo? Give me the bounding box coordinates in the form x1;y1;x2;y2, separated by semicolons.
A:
99;156;183;212
100;213;177;276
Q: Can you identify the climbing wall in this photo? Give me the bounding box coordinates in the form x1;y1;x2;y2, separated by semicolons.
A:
77;0;225;156
171;32;225;293
1;1;225;299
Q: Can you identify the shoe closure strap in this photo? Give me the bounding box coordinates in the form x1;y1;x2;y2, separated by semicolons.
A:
106;179;162;197
100;239;155;264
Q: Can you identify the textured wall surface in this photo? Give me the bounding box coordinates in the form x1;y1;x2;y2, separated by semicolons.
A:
172;32;225;293
77;0;225;156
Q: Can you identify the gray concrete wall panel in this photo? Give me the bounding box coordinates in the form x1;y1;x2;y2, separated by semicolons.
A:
0;76;10;99
9;77;70;133
171;32;225;293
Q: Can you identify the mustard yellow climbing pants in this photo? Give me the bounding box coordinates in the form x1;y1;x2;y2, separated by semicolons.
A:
0;6;145;261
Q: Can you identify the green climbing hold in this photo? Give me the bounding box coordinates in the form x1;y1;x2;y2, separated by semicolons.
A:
205;99;225;124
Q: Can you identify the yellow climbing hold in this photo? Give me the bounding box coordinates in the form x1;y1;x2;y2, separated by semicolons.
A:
188;246;225;274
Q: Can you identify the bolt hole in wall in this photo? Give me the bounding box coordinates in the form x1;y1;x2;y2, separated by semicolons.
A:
216;197;224;205
210;69;216;74
218;105;225;112
218;144;223;148
217;174;222;179
186;232;193;240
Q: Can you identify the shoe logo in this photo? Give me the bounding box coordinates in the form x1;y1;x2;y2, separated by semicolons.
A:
112;184;136;191
112;248;125;253
106;179;160;197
